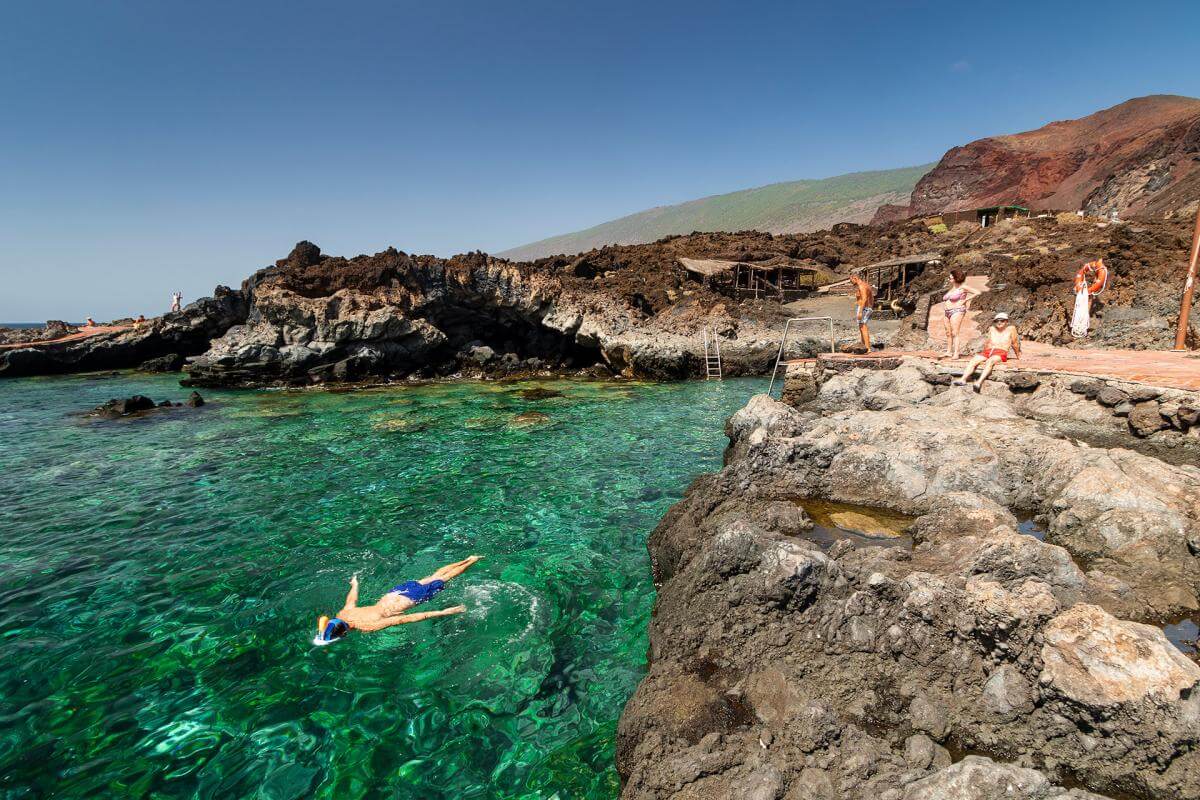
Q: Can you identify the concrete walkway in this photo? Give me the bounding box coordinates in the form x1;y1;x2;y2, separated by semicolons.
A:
813;343;1200;391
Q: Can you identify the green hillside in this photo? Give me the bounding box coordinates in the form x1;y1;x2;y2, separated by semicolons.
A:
498;164;933;261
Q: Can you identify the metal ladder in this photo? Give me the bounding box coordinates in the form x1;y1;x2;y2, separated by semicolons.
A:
702;326;723;380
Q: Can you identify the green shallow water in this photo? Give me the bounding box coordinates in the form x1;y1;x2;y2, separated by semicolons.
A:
0;373;763;799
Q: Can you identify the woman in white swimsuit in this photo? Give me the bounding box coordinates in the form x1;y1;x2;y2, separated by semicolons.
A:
942;269;979;360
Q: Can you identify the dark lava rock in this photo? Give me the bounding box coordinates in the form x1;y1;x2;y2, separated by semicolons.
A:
96;395;157;417
466;345;495;365
276;240;322;269
157;400;172;407
1127;386;1164;403
1096;387;1128;407
1177;406;1200;430
139;353;184;373
1069;378;1102;399
1113;401;1135;417
520;387;564;401
1128;401;1168;437
1004;373;1040;392
187;391;205;408
923;372;953;386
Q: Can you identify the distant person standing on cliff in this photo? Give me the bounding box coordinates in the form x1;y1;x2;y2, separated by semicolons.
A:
170;292;182;313
849;274;876;351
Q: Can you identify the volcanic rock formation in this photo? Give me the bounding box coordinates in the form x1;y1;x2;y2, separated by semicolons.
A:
618;363;1200;799
0;289;248;379
3;208;1197;383
875;95;1200;223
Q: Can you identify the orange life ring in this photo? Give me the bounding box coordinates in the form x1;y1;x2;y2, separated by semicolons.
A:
1074;258;1108;294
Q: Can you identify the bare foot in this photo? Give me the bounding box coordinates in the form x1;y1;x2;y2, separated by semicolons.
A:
444;605;467;615
972;382;983;393
952;379;967;386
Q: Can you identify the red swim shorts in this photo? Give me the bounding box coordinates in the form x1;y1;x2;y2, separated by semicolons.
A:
982;349;1008;362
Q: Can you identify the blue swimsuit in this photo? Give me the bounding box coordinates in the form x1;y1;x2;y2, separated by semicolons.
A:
390;580;445;605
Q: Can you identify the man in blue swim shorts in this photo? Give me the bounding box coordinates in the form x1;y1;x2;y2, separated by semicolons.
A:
315;555;482;643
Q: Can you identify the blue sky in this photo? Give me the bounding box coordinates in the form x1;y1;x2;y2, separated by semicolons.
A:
3;0;1199;320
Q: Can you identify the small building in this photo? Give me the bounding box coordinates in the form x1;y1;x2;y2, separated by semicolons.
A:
678;257;828;302
941;204;1030;228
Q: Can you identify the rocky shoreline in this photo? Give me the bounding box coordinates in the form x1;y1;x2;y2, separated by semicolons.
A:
5;210;1196;385
617;362;1200;799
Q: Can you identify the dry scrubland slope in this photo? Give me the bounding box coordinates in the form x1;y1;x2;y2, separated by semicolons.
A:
498;165;933;261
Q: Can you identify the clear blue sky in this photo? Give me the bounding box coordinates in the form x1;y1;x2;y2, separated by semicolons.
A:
3;0;1198;320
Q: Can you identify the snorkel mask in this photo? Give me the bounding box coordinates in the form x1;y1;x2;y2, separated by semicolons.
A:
314;615;349;646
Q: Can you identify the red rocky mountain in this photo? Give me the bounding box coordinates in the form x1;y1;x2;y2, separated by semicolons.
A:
874;94;1200;222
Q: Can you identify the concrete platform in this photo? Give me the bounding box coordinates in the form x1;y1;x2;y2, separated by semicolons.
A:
787;343;1200;391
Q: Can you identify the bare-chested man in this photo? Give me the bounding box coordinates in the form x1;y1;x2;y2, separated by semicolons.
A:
314;555;482;644
954;312;1020;392
849;274;876;350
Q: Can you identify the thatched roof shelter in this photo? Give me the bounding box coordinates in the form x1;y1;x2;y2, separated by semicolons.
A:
852;251;942;274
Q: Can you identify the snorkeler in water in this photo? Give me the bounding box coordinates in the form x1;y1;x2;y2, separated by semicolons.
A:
315;556;482;644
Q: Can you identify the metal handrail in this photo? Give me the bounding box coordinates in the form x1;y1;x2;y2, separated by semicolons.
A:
766;316;835;397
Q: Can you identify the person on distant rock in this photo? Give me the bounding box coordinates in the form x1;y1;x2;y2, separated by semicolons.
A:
941;269;980;360
134;314;146;329
314;556;482;644
85;317;96;328
849;274;876;350
170;292;182;313
954;312;1020;392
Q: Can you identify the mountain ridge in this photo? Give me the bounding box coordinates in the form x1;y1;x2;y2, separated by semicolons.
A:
498;164;933;261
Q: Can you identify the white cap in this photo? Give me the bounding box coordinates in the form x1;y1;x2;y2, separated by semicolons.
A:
993;312;1009;321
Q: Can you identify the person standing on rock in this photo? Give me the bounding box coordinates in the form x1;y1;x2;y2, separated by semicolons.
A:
850;274;876;351
954;312;1020;392
170;292;182;313
942;269;980;360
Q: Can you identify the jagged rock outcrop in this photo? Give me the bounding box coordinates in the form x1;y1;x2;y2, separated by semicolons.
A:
876;95;1200;223
0;288;248;378
617;366;1200;799
181;242;801;387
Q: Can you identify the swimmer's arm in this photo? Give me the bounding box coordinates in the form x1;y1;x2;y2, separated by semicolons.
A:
345;574;359;609
370;605;468;629
352;607;466;631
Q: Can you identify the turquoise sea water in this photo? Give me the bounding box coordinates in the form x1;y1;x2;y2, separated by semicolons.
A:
0;373;763;799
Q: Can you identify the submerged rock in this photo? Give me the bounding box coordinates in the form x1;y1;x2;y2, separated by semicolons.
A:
509;411;551;428
520;387;565;401
826;510;905;538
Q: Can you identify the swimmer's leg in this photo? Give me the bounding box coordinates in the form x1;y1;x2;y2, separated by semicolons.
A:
420;555;482;585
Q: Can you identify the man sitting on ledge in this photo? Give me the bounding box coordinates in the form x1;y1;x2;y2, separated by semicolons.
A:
954;312;1020;392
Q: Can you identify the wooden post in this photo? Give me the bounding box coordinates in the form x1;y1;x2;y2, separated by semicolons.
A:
1173;204;1200;350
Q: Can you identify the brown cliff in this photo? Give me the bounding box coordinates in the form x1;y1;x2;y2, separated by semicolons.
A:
876;95;1200;222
